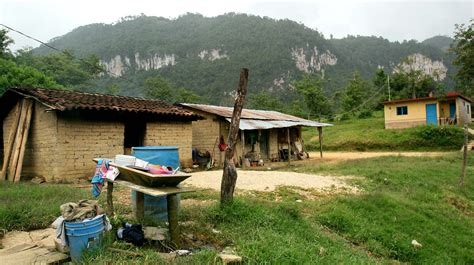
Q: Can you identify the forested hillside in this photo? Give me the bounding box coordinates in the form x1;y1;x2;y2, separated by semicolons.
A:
32;13;454;105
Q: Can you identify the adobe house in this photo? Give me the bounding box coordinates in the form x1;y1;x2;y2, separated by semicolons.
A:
179;103;332;167
383;92;472;129
0;87;201;181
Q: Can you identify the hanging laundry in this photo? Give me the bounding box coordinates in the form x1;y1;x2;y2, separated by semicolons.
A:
91;159;109;197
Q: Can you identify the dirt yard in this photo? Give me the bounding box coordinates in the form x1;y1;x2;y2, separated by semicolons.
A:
183;170;358;193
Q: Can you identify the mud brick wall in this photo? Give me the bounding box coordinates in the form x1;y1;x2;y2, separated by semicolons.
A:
144;121;193;167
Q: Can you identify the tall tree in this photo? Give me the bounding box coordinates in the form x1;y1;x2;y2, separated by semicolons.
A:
0;29;13;59
293;74;331;120
342;72;375;118
450;19;473;97
143;76;174;102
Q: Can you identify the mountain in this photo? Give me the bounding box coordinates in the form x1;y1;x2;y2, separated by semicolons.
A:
422;35;454;51
33;13;454;105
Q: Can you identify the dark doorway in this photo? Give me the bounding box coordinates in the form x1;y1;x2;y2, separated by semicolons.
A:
124;120;145;155
259;130;269;159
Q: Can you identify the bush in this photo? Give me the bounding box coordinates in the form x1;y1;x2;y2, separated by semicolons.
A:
409;125;465;148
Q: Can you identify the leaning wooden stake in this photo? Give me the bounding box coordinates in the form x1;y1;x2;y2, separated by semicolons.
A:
14;99;33;183
0;102;21;181
460;124;468;187
7;99;29;181
318;127;323;158
221;68;248;205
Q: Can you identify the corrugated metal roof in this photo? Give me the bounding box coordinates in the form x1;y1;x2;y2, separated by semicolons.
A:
181;103;316;122
179;103;332;129
225;118;332;130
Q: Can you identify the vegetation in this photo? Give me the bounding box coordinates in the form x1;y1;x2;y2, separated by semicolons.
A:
5;155;464;263
450;19;473;98
303;113;466;151
0;182;90;231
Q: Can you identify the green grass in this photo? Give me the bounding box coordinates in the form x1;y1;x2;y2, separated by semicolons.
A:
0;182;90;231
304;112;467;151
2;154;473;264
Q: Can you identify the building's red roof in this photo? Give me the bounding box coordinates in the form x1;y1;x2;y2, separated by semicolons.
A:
5;87;202;120
383;92;472;104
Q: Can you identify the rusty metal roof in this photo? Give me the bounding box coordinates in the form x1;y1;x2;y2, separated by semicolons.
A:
181;103;332;130
6;87;201;120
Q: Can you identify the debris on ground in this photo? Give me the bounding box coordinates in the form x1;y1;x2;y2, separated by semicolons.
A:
411;239;423;248
143;226;167;241
219;247;242;264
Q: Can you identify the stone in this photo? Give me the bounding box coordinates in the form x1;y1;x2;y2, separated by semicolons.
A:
157;252;177;261
31;176;46;184
143;226;167;241
219;254;242;264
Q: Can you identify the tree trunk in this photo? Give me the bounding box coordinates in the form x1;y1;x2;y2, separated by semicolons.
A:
221;68;249;205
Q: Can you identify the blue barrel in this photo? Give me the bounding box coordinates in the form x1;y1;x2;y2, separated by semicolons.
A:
131;146;180;221
65;216;105;262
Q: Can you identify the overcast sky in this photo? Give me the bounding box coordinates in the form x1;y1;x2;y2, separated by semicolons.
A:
1;0;472;51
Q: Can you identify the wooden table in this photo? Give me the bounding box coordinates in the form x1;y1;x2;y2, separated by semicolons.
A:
106;179;194;247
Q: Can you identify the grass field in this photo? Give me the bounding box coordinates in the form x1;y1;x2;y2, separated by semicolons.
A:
1;154;472;264
303;112;467;151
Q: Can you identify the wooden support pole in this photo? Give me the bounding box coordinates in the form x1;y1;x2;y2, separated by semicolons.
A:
287;128;291;165
318;127;323;158
241;130;245;168
106;181;115;217
135;191;144;220
221;68;248;205
13;99;33;183
460;124;468;187
167;194;180;248
1;102;21;181
8;99;28;181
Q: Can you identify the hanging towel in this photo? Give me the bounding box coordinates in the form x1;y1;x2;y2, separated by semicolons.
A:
91;159;109;198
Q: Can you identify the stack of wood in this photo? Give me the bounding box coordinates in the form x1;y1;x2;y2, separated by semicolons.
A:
0;99;34;182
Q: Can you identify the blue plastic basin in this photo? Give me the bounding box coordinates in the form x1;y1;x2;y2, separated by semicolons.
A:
65;216;105;262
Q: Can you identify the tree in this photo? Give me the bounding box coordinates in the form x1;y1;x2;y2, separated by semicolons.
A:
450;19;473;97
342;72;375;118
0;29;13;59
390;69;438;100
175;88;201;103
293;74;331;120
143;76;174;102
247;91;284;111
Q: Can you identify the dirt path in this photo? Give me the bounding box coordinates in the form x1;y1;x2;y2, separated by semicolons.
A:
183;170;358;193
309;151;447;161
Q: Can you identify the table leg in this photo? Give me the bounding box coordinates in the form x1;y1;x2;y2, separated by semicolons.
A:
167;194;180;248
135;191;144;220
106;181;114;217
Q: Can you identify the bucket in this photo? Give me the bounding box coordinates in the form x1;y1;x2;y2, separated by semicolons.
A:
131;146;180;221
65;216;105;262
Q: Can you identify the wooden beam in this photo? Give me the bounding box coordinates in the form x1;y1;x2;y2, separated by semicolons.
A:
287;128;291;165
7;99;28;181
167;194;180;248
13;100;33;183
135;191;144;220
106;181;115;217
241;130;245;168
318;127;323;158
1;102;21;181
221;68;248;204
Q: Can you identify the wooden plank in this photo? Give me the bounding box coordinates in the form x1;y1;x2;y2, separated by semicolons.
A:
287;128;291;165
111;179;195;197
0;102;21;181
135;191;144;220
7;99;28;181
13;99;33;183
241;130;245;168
106;181;114;217
167;194;180;248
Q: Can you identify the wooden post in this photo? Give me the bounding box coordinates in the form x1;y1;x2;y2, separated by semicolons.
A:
241;130;245;168
135;191;144;219
318;127;323;158
8;99;29;181
106;181;115;217
287;128;291;165
167;194;180;248
460;124;468;187
13;100;33;183
1;102;21;181
221;68;248;205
